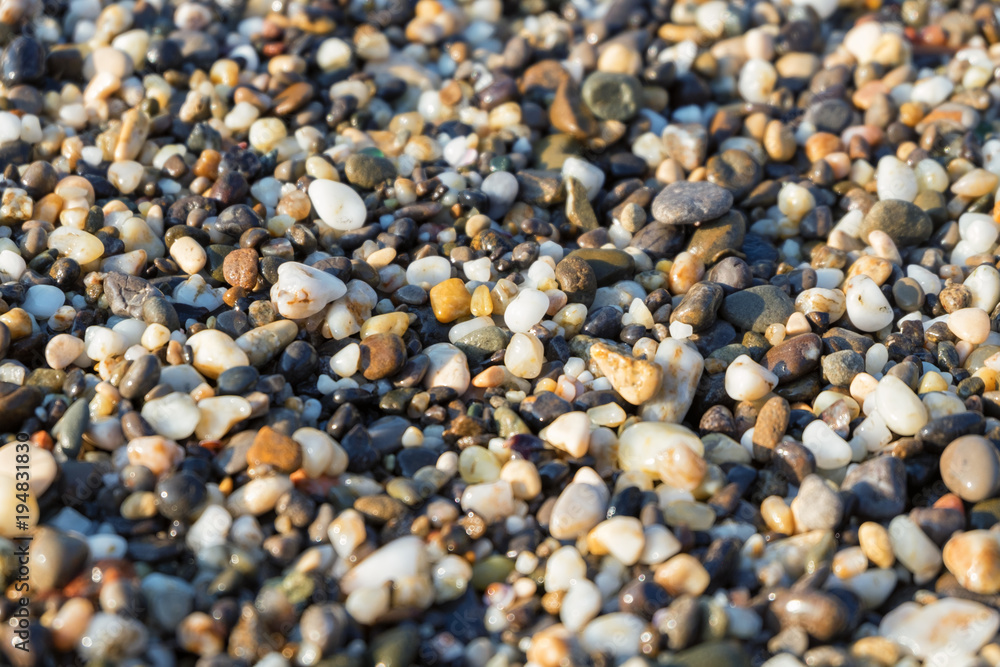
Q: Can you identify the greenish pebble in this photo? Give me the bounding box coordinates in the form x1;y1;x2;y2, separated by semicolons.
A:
971;498;1000;529
709;344;750;366
471;554;515;591
25;368;65;394
666;641;752;667
379;387;420;414
494;405;530;438
386;477;424;506
566;248;635;286
456;326;510;366
371;624;420;667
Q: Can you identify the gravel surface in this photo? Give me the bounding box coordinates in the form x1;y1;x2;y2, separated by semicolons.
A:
0;0;1000;665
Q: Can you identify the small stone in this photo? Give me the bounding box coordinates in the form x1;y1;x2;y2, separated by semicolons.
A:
581;72;643;121
721;285;796;334
859;199;932;247
308;179;367;231
429;277;471;323
790;474;843;532
360;333;407;381
345;153;397;188
821;349;864;386
651;181;733;225
940;435;1000;502
247;425;303;473
841;456;906;520
589;342;663;405
270;261;347;319
223;248;259;290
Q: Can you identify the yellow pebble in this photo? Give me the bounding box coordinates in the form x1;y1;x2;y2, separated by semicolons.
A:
918;371;949;394
534;377;558;394
0;308;31;339
430;278;472;323
470;284;493;317
859;521;895;569
760;495;795;534
974;367;998;392
360;312;409;339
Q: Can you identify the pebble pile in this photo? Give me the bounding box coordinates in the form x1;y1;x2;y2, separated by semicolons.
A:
3;0;1000;664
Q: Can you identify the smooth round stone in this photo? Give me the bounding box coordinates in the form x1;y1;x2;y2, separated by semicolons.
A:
888;515;942;584
618;421;704;476
341;535;429;595
504;288;549;333
270;261;347;319
481;170;518;219
118;354;160;401
821;349;864;386
844;275;893;332
725;354;777;401
879;598;998;661
195;395;252;440
45;333;85;370
423;343;470;394
185;504;232;553
874;375;928;436
561;579;602;632
651;181;733;225
943;529;1000;595
859;199;932;247
790;473;844;531
581;72;643;120
22;284;64;319
154;471;206;521
169;236;207;275
940;435;1000;502
406;256;452;289
770;589;849;642
186;329;250;379
505;332;545;379
549;481;607;539
800;420;853;470
545;545;587;592
539;411;591;458
345;153;396;188
948;307;991;344
141;392;200;440
580;613;650;659
78;613;148;661
586;516;645;566
738;59;777;103
461;480;515;524
0;440;56;495
721;284;796;333
875;156;918;202
84;325;128;362
307;179;367;231
226;475;293;516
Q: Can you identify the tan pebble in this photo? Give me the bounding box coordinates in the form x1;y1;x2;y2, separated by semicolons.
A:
429;277;471;323
760;495;795;534
859;521;895;569
654;553;710;596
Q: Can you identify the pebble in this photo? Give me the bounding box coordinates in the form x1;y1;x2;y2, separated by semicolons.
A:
270;261;347;319
307;179;367;231
3;0;1000;662
651;181;734;225
940;435;1000;502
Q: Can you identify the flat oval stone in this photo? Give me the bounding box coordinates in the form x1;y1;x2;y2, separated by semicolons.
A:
940;435;1000;502
651;181;734;225
721;285;796;334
